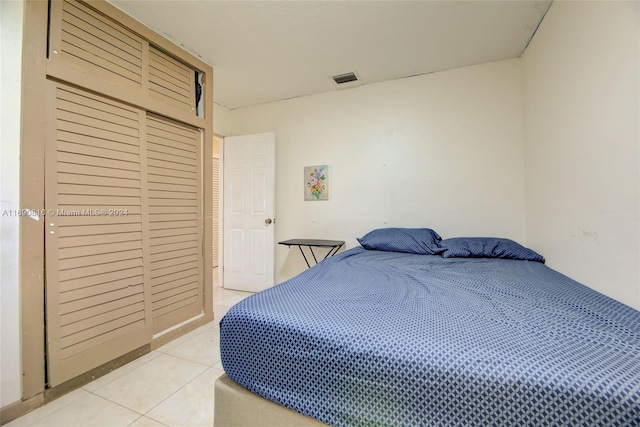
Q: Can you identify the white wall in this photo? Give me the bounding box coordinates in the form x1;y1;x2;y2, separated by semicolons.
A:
1;0;24;407
522;1;640;309
231;59;527;282
213;102;233;136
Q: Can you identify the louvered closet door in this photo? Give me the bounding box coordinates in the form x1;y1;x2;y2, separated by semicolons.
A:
146;114;203;333
45;82;151;386
212;156;219;268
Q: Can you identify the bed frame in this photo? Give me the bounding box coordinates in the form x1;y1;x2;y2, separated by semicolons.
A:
214;374;328;427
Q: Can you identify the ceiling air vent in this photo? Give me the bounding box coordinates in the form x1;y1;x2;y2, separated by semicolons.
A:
332;72;358;85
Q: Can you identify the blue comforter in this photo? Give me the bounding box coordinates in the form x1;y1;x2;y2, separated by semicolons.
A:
220;248;640;426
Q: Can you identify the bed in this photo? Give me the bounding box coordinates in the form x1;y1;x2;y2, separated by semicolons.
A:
216;230;640;426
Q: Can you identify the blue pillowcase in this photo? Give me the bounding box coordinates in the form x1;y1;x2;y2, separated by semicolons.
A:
357;230;544;262
440;237;544;262
357;228;445;255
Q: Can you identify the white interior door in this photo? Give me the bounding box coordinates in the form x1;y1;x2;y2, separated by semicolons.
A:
223;132;275;292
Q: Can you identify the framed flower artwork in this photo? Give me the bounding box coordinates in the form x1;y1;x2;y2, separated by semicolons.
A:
304;165;328;201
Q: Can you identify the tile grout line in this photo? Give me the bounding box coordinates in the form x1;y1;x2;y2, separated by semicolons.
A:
154;323;218;354
158;348;221;368
82;351;164;393
81;361;210;424
126;414;170;427
84;389;148;418
135;365;214;424
10;391;88;427
23;390;139;427
84;355;209;421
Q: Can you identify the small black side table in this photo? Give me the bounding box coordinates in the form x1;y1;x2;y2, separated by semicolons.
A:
278;239;345;268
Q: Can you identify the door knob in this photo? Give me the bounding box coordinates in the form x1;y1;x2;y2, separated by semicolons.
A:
265;218;273;225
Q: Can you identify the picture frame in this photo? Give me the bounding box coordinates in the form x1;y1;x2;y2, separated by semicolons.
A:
304;165;329;201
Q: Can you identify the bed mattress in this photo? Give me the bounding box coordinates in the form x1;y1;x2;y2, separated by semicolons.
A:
219;248;640;426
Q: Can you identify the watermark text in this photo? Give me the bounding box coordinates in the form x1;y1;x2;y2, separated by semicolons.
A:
2;208;129;217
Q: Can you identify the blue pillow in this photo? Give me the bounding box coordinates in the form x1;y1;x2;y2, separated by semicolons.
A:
357;228;444;255
440;237;544;262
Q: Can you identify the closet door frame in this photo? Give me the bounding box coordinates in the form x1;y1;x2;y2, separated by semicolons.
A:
19;0;214;403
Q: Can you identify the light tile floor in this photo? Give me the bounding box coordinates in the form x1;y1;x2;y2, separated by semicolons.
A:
6;286;253;427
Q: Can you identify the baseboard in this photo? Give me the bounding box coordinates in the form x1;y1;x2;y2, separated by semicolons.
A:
0;393;44;425
47;345;152;400
151;312;214;350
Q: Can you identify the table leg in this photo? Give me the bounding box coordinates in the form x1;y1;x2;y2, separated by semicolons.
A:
324;244;343;259
297;246;311;268
308;247;319;265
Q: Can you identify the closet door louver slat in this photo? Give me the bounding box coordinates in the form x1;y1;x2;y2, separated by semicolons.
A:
58;0;144;88
149;47;196;114
45;83;151;387
146;114;203;333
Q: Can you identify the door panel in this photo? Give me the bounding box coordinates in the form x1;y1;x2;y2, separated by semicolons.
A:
53;0;145;88
45;82;151;387
146;114;203;333
223;133;275;292
212;154;220;268
149;46;196;114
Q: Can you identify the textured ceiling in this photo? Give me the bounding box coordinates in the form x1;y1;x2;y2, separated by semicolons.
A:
109;0;552;110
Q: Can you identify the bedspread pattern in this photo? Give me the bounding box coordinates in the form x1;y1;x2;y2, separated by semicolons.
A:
220;248;640;426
